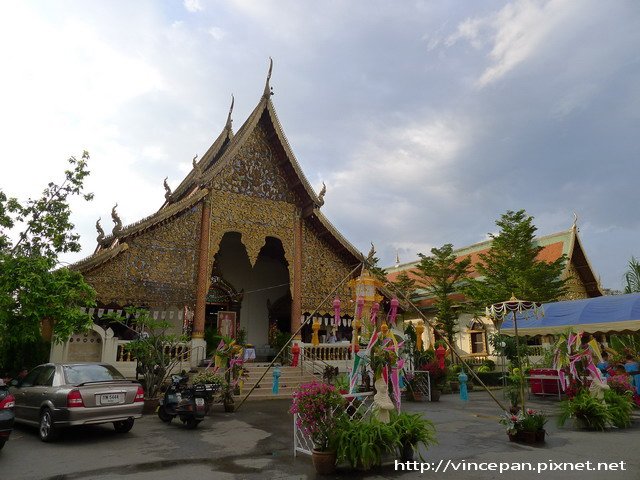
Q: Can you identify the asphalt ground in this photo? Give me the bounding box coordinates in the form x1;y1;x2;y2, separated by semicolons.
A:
1;390;638;480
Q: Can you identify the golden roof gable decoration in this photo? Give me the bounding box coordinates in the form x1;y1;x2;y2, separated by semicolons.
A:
70;59;364;276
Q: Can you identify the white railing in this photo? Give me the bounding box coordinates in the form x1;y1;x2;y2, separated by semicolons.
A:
406;369;431;401
115;340;191;362
293;391;375;457
300;343;352;362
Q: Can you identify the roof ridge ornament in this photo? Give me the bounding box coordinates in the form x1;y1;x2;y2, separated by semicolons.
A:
318;181;326;206
111;204;122;237
572;212;578;231
96;217;105;244
225;94;234;131
192;154;203;185
263;57;274;98
163;177;173;203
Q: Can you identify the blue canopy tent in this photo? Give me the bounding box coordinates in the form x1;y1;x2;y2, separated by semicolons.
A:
501;293;640;336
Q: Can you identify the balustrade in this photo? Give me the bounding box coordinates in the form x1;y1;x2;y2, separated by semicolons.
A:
299;343;352;362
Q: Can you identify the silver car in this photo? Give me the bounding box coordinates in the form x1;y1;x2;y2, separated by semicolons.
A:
10;363;144;442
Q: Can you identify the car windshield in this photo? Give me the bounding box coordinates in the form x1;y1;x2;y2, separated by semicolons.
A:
64;364;126;384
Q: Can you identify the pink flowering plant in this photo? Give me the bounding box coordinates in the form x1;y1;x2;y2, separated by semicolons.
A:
499;409;546;434
289;380;346;451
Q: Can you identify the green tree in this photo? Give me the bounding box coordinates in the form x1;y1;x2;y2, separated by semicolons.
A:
623;257;640;294
414;243;471;352
463;209;567;309
0;152;96;372
390;271;417;301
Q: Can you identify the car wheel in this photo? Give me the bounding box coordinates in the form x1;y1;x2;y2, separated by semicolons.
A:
113;418;135;433
0;440;5;450
157;407;174;423
39;409;58;442
184;418;201;429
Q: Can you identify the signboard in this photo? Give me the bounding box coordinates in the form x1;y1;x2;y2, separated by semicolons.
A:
217;311;236;338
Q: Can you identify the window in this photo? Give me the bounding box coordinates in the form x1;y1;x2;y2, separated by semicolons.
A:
468;320;487;354
34;366;56;386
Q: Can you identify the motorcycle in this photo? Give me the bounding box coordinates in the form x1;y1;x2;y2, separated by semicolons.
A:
157;374;217;429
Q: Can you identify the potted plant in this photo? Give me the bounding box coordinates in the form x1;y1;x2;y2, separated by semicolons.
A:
390;412;437;461
109;308;189;413
499;409;547;443
558;390;610;431
289;380;345;474
333;416;400;471
219;380;236;412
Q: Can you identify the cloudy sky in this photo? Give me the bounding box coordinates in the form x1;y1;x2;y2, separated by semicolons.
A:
1;0;639;290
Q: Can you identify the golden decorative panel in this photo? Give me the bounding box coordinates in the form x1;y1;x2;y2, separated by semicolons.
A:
301;222;354;313
211;122;300;205
207;189;296;283
82;206;201;308
562;262;589;300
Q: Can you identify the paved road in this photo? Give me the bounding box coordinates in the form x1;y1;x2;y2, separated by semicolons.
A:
1;393;638;479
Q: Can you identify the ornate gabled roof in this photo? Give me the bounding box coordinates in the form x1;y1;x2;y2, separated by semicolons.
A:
386;225;603;302
310;209;364;263
71;242;129;273
69;189;209;272
170;100;235;203
72;61;364;271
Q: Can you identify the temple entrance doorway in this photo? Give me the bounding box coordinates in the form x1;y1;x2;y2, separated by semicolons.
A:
212;232;290;347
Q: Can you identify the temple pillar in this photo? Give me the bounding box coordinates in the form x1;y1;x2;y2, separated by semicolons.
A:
193;197;211;348
290;213;303;338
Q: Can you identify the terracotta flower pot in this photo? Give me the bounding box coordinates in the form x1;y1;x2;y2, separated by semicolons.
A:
311;449;337;475
142;398;160;415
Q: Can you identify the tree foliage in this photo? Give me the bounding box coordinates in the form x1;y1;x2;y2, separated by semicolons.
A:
0;152;96;370
463;210;567;309
390;271;417;301
414;243;471;348
623;256;640;294
106;308;188;399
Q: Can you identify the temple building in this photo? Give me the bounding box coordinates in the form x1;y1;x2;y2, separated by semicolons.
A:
386;223;603;361
57;62;364;369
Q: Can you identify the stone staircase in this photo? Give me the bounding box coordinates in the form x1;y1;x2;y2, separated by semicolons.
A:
234;363;318;401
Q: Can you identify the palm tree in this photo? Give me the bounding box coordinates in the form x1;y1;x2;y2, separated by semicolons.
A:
623;257;640;294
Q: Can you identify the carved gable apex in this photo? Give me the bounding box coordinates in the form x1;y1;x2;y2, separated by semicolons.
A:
210;118;299;204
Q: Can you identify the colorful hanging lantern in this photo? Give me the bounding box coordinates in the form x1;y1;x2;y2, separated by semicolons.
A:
388;297;399;326
333;296;341;326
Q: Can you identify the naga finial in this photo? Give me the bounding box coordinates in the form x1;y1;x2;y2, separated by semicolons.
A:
225;94;234;131
263;57;274;98
572;212;578;230
192;154;203;184
318;182;326;206
367;242;376;262
111;204;122;236
163;177;173;202
96;217;105;244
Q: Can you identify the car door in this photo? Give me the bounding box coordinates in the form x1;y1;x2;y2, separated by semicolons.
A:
23;366;56;423
12;366;43;422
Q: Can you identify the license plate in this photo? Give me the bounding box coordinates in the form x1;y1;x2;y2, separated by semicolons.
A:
100;393;124;405
195;398;205;406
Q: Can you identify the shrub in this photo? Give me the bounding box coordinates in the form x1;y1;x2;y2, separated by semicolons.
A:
334;417;399;470
604;389;633;429
558;391;609;431
390;412;437;460
289;381;345;451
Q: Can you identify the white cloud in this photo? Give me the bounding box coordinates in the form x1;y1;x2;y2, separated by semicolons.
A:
184;0;203;13
208;27;226;41
445;0;580;88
